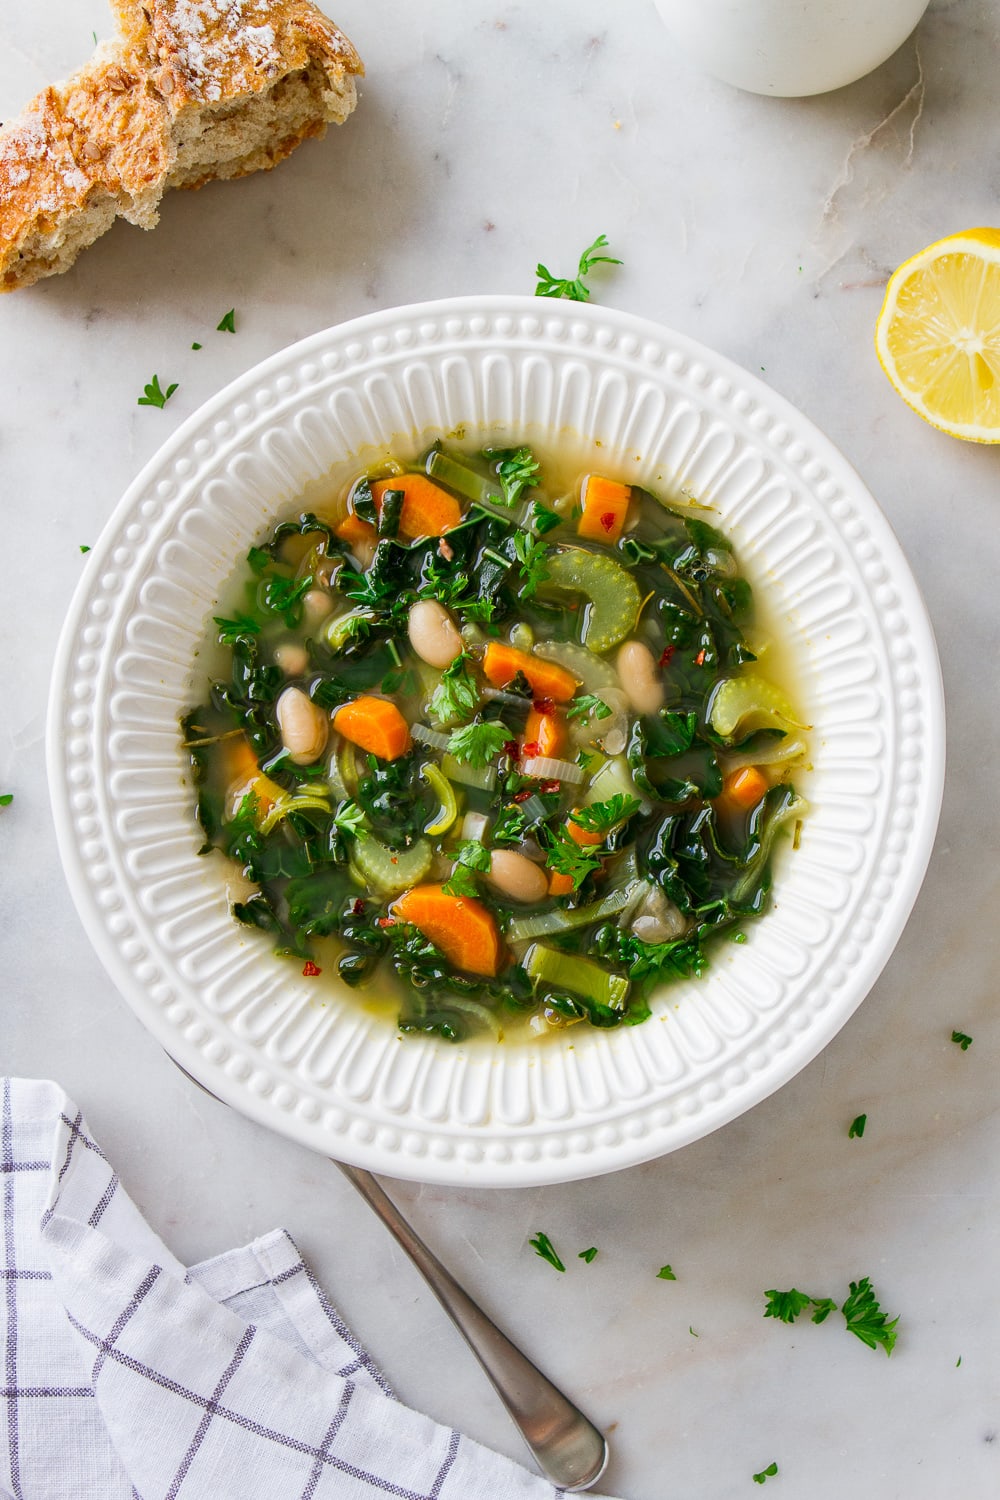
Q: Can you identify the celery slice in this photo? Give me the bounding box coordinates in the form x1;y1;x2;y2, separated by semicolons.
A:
524;944;631;1010
541;548;641;653
440;754;497;791
426;450;504;506
709;675;807;741
351;835;431;896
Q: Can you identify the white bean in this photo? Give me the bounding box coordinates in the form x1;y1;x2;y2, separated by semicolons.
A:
276;686;328;765
301;588;334;628
274;642;310;677
616;639;665;715
485;849;550;905
407;600;463;668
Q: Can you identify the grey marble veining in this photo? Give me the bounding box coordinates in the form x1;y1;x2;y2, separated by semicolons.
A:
1;3;998;1497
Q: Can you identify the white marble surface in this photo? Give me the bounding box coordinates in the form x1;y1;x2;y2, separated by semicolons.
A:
2;2;998;1496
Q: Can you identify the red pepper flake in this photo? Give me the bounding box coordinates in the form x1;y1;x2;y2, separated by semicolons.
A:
350;898;366;916
502;739;521;760
512;789;534;803
390;855;398;865
600;511;616;533
302;961;322;977
694;649;707;666
539;779;561;795
533;697;555;715
658;645;676;669
377;917;397;929
521;740;540;759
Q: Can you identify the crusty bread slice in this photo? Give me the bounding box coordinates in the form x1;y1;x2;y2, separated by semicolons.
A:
0;0;362;292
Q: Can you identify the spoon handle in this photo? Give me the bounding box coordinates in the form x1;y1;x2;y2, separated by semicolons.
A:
336;1161;609;1493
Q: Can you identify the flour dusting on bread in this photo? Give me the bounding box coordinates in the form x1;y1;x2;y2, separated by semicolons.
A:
0;0;362;291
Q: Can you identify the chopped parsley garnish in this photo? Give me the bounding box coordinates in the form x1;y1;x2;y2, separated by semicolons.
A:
447;721;510;768
79;544;91;554
213;613;261;645
529;1232;566;1272
217;308;237;333
137;374;178;408
951;1029;973;1050
332;802;367;839
543;823;603;890
428;654;479;725
0;793;13;807
841;1277;899;1355
511;532;550;597
578;1247;598;1264
192;342;202;350
848;1113;867;1139
529;500;562;535
259;574;313;624
656;1264;677;1281
484;445;540;507
569;794;641;835
443;841;492;897
566;693;612;722
753;1463;778;1485
535;234;622;302
764;1280;898;1355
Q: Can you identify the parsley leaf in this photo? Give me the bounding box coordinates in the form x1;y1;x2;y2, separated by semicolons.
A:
443;841;492;897
848;1113;867;1139
217;308;236;333
569;794;641;835
528;500;562;536
951;1029;973;1050
566;693;612;722
0;793;12;807
753;1462;778;1484
428;654;479;726
656;1265;677;1280
763;1288;814;1324
535;234;622;302
332;801;367;839
213;613;261;645
192;342;202;350
137;374;178;408
484;445;540;507
511;532;550;598
447;721;510;768
809;1298;837;1325
259;573;313;626
543;824;603;890
79;544;91;554
578;1247;598;1264
841;1277;899;1356
529;1232;566;1272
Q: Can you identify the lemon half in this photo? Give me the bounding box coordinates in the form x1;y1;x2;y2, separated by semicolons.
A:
875;228;1000;443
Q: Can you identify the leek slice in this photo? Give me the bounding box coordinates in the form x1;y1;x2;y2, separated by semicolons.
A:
541;548;641;653
440;754;497;791
421;761;459;836
508;882;641;943
523;944;631;1011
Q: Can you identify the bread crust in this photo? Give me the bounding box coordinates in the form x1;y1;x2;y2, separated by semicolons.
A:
0;0;363;291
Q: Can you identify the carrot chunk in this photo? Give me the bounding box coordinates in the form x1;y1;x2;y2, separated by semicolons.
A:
370;475;462;540
577;474;632;544
391;884;501;977
524;706;567;760
335;511;378;547
333;696;412;761
719;766;769;809
482;642;579;703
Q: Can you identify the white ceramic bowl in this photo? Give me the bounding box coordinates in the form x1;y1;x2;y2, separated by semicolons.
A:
47;297;944;1186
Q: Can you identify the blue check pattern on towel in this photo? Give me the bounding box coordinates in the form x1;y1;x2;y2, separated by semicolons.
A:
1;1079;620;1500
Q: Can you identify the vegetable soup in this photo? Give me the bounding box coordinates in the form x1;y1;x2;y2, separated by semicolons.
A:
183;438;809;1043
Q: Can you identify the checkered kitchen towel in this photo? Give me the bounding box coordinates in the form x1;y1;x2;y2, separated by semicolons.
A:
0;1079;620;1499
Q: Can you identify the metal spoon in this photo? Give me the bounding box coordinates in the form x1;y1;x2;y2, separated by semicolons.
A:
168;1056;609;1491
338;1162;609;1493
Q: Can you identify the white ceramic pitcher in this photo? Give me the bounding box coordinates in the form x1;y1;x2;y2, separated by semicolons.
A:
652;0;931;97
